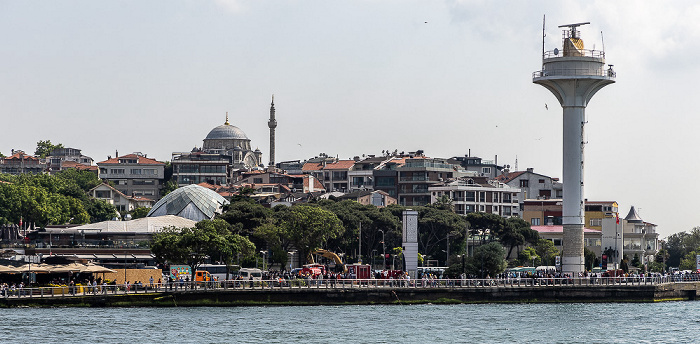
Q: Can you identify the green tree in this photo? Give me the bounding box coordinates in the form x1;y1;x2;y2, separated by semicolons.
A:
196;219;255;279
283;205;344;267
34;140;63;158
318;199;401;263
161;180;178;196
535;239;559;267
679;250;700;271
584;247;600;271
84;198;117;222
631;253;642;269
498;217;539;259
466;212;506;245
151;220;256;276
129;207;150;219
416;205;467;266
466;242;507;278
431;194;454;212
518;246;539;266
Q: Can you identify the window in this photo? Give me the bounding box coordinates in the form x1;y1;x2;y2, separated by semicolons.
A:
589;218;602;227
503;207;511;216
253;178;263;183
539;179;545;184
552;239;562;246
479;192;485;202
493;192;499;203
110;169;125;175
99;168;107;174
466;191;476;202
482;167;491;175
519;179;529;187
130;169;142;175
531;218;541;226
143;169;157;175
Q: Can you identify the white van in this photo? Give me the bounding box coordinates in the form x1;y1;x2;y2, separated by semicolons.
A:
237;268;263;281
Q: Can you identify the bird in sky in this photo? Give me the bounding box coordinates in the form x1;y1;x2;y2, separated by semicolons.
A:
545;103;548;110
297;143;302;147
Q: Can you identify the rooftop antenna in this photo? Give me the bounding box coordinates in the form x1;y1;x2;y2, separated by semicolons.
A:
601;31;605;52
542;15;546;60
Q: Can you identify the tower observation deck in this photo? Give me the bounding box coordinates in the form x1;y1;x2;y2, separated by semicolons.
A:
533;22;615;276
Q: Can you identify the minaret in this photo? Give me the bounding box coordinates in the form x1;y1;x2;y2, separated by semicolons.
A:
533;22;615;275
268;95;277;167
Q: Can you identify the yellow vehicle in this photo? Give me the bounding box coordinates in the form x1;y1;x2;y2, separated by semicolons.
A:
310;249;348;274
194;270;213;282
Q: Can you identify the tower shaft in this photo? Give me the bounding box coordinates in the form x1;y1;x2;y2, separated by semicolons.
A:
533;22;615;276
268;95;277;167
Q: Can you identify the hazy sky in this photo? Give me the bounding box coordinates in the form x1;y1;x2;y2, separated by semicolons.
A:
2;1;699;238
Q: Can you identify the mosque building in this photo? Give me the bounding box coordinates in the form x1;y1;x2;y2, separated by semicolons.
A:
171;106;271;186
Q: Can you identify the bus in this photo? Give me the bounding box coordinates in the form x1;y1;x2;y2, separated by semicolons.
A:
197;264;239;281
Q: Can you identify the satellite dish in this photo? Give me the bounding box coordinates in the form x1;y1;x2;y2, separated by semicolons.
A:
554;48;559;55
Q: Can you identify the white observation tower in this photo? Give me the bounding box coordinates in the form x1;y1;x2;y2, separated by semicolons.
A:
533;21;615;275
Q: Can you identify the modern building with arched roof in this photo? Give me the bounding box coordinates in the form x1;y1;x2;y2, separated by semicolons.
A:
147;184;229;221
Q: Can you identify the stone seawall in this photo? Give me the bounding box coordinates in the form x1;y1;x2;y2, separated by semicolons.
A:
2;283;697;307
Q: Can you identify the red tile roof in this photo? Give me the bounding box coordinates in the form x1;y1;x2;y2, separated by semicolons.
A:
97;154;164;165
4;151;39;162
495;171;526;183
302;160;355;171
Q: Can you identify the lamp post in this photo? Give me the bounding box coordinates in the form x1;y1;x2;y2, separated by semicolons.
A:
372;249;377;270
378;229;386;270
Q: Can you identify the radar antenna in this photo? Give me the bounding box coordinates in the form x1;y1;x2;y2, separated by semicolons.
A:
558;22;590;38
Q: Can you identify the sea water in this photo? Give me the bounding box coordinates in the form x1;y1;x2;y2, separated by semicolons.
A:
1;302;697;343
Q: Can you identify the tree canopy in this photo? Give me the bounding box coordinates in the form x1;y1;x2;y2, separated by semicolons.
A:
151;219;255;276
34;140;63;158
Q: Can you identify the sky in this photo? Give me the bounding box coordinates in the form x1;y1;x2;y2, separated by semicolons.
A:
2;0;699;239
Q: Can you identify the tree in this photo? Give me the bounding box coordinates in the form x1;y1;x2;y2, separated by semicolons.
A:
534;239;559;267
466;242;507;277
196;219;255;280
416;205;467;266
283;205;344;267
518;246;539;266
584;247;600;271
84;198;117;222
151;220;256;276
466;212;506;245
498;217;539;259
129;207;150;220
318;200;401;263
34;140;63;158
161;180;178;196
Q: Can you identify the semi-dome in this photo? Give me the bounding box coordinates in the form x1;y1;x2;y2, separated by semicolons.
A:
147;184;229;222
205;124;249;140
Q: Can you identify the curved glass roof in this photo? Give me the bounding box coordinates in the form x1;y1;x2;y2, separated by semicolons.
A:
147;184;229;221
205;124;249;140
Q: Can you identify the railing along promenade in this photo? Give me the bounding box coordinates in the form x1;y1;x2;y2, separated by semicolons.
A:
3;275;700;299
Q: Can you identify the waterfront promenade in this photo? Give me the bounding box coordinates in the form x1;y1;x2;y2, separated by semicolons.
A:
2;275;699;306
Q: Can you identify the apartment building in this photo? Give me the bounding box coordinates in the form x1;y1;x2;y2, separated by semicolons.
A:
97;153;165;200
429;177;521;217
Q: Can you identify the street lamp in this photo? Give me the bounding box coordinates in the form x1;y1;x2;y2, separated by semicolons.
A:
378;229;386;270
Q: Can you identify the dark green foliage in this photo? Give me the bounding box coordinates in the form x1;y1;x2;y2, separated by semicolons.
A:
34;140;63;158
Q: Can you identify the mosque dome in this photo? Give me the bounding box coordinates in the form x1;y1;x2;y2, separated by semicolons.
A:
205;124;249;140
147;184;229;222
